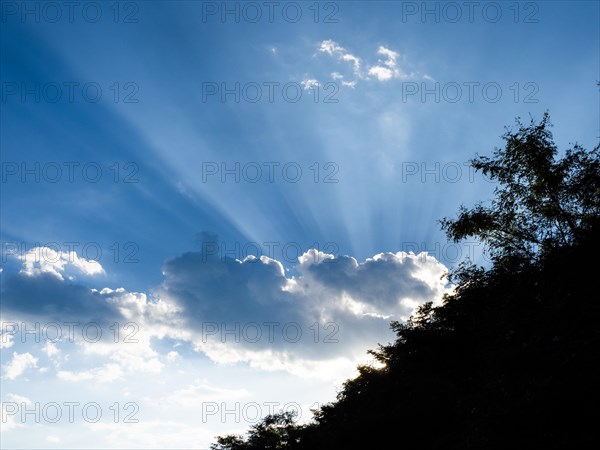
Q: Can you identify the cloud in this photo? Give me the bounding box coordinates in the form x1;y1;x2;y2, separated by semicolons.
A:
367;46;408;81
317;39;362;78
0;271;117;321
377;46;399;67
153;238;450;374
1;247;114;326
330;72;357;88
1;330;14;349
0;270;175;382
367;65;396;81
1;248;168;325
317;41;424;86
42;341;60;358
297;249;446;316
341;54;361;73
18;246;105;280
301;79;320;90
2;393;36;432
1;239;450;379
3;352;38;380
319;39;346;55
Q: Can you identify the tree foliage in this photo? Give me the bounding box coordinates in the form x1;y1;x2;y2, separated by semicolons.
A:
210;412;301;450
440;112;600;264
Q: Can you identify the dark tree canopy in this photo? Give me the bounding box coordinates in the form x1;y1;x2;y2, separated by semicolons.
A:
440;112;600;264
211;114;600;450
210;412;300;450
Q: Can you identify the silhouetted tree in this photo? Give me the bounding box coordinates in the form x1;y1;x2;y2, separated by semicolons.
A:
210;412;302;450
440;112;599;264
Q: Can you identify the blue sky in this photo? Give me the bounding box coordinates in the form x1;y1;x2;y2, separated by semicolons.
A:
1;1;598;448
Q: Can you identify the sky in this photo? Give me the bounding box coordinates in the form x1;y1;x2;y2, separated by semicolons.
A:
1;1;598;448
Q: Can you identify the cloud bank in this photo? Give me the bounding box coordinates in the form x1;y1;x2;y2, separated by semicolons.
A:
1;241;450;379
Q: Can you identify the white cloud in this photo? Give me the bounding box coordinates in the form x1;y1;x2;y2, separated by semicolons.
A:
319;39;345;55
42;341;60;358
329;71;357;87
341;53;361;73
367;46;405;81
301;79;320;90
377;46;399;67
318;39;362;79
368;65;395;81
17;247;105;280
3;352;38;380
1;331;14;349
317;41;423;86
298;249;335;265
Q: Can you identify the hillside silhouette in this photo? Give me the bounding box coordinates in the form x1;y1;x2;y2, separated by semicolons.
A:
211;112;600;449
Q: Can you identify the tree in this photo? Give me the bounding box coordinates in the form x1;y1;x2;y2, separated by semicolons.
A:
210;412;301;450
440;112;600;264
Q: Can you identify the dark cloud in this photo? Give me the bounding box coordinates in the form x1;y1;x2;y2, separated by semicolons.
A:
1;272;120;324
154;243;449;363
